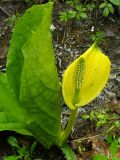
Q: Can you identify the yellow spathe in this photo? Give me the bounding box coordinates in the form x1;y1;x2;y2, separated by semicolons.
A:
62;43;111;109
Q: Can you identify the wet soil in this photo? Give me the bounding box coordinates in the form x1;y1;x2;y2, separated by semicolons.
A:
0;0;120;160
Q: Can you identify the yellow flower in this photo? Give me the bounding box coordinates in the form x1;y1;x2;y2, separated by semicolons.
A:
62;43;111;109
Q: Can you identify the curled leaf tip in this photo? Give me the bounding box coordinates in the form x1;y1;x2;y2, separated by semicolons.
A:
62;43;111;110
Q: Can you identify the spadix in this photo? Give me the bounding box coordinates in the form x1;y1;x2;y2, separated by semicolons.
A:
62;43;111;109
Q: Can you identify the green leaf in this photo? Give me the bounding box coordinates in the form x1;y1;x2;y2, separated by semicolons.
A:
67;10;76;19
4;155;19;160
30;141;37;154
90;31;105;43
86;2;95;11
118;137;120;143
115;121;120;128
59;12;68;22
106;134;113;144
0;1;61;149
108;3;114;13
90;34;96;42
96;119;107;127
97;114;105;119
19;3;61;148
90;111;95;120
82;114;90;119
0;73;29;135
109;140;118;156
61;144;77;160
6;4;44;98
17;146;28;157
103;7;109;17
77;12;87;19
109;0;120;6
99;3;107;8
80;12;88;18
75;5;82;11
5;2;61;148
93;154;107;160
66;1;74;7
7;136;20;149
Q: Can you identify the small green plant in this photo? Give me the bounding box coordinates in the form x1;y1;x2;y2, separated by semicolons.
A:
6;14;20;29
4;136;37;160
92;0;120;17
82;109;120;129
59;2;88;22
59;10;76;22
86;2;96;12
93;135;120;160
82;110;109;127
59;0;120;22
90;31;105;43
99;2;114;17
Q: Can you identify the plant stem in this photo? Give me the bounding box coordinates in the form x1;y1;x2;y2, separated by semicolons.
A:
59;108;78;146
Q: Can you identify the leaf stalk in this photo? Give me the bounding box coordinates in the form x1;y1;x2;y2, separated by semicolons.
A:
59;108;78;146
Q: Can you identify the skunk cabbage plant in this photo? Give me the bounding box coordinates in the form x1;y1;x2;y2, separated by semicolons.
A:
60;43;111;145
0;2;111;149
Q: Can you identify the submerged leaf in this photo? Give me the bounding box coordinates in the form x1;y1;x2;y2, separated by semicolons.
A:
62;43;111;109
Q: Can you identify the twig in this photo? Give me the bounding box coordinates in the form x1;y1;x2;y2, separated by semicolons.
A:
0;7;10;17
71;133;104;142
62;24;68;44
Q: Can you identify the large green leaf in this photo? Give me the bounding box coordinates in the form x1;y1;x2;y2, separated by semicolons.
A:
1;2;61;148
6;4;44;98
20;3;61;148
0;73;29;135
